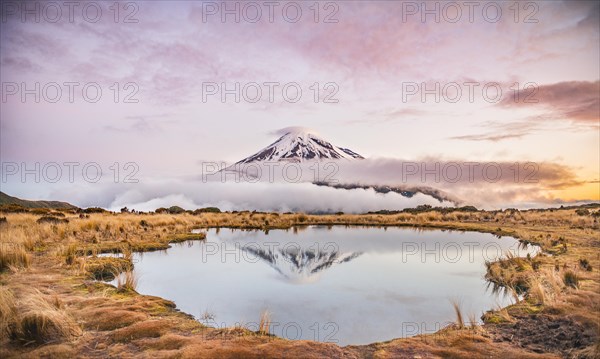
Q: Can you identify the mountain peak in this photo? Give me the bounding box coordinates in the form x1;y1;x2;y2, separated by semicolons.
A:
273;126;319;138
236;127;364;164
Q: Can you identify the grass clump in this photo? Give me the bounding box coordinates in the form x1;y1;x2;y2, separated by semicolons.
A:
563;270;579;289
527;277;547;305
14;291;82;343
0;243;31;271
258;310;271;335
84;257;133;280
575;209;590;216
482;305;513;324
63;244;78;265
451;300;464;329
0;286;17;338
467;313;478;328
169;232;207;243
116;271;138;293
579;258;593;271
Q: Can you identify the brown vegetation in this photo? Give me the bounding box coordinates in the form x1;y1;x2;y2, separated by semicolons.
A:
0;205;598;358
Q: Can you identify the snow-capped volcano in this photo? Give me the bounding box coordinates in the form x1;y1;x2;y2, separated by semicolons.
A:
235;127;364;164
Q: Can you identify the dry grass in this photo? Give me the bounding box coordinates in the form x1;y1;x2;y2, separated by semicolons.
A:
563;270;580;289
525;267;569;306
12;290;81;344
110;320;171;343
506;285;521;304
0;286;17;338
528;277;547;305
0;206;598;357
258;310;271;335
199;310;216;323
451;301;464;329
482;305;514;324
0;242;31;271
84;257;133;280
117;271;138;293
467;313;478;328
81;308;147;331
541;268;565;295
62;244;77;265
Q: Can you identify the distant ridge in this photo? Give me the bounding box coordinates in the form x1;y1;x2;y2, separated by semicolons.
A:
0;191;78;209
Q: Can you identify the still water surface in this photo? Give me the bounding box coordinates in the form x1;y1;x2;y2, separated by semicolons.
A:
115;226;538;345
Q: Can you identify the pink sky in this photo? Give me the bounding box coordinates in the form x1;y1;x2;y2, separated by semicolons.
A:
1;1;598;208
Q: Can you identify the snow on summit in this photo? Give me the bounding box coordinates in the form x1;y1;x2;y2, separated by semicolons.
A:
235;127;364;164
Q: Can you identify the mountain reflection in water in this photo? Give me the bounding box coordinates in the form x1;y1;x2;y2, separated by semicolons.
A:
242;244;362;283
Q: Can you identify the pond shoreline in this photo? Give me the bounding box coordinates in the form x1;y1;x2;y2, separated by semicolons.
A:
117;226;539;345
1;209;598;358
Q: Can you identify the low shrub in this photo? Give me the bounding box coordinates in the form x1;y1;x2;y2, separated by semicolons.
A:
193;207;221;214
36;216;69;224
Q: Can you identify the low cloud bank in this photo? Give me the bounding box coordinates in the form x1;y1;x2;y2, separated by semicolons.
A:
198;158;587;210
46;180;452;213
3;158;590;212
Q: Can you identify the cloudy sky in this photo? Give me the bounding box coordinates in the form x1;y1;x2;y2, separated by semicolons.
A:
1;1;598;209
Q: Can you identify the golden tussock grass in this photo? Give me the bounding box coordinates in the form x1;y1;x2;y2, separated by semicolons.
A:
450;300;464;329
0;207;598;357
83;257;133;280
109;320;171;343
117;271;139;292
0;243;31;272
8;290;82;344
0;286;17;338
258;310;271;335
528;277;547;305
81;308;148;331
467;313;478;328
563;270;580;289
541;268;565;294
482;306;514;324
136;333;191;351
525;267;568;306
